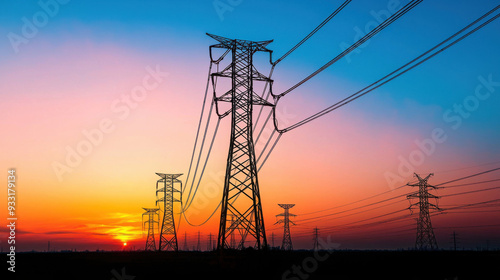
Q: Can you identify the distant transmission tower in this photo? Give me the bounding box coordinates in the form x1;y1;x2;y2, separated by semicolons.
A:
208;33;274;250
407;173;440;250
142;207;159;251
450;231;459;251
313;227;320;250
276;204;296;250
156;173;183;251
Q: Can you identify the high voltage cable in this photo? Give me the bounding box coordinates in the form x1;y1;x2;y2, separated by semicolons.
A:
183;118;221;211
442;198;500;211
182;200;221;227
269;2;424;134
440;185;500;198
253;0;352;154
257;133;282;172
294;193;408;224
435;224;500;230
270;168;499;232
440;178;500;188
295;198;408;226
298;184;409;216
184;62;213;196
274;0;352;65
183;53;230;213
273;4;500;133
183;100;216;209
305;211;410;234
183;51;229;206
275;0;422;99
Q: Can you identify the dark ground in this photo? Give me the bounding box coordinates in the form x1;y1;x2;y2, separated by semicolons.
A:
5;249;499;280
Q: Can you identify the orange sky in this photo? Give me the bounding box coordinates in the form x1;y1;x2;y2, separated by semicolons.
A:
1;37;499;251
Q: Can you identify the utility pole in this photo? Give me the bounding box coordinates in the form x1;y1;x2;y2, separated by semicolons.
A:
450;231;459;251
142;207;160;251
313;227;320;250
208;33;274;250
407;173;440;250
271;232;275;248
156;173;183;251
276;204;296;251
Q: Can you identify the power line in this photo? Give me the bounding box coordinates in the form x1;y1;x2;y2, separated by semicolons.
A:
298;184;408;216
275;0;352;65
440;185;500;198
440;178;500;188
183;52;229;210
253;1;353;163
183;118;221;211
273;4;500;133
275;0;422;99
436;167;500;186
294;194;408;225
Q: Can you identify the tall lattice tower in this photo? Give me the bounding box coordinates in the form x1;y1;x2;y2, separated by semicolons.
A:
142;207;159;251
207;33;274;250
156;173;183;251
407;173;440;250
276;204;296;251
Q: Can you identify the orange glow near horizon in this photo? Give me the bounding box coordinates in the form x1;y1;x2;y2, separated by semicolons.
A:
1;39;499;251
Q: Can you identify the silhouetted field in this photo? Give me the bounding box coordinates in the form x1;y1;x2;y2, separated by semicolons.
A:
11;249;499;279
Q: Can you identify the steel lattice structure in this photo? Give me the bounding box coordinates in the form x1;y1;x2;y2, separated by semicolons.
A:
142;207;159;251
407;173;440;250
207;33;274;250
276;204;296;251
156;173;183;251
313;227;320;250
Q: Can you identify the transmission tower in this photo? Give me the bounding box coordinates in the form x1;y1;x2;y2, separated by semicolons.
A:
276;204;296;251
142;207;159;251
407;173;440;250
208;33;274;250
156;173;183;251
313;227;320;250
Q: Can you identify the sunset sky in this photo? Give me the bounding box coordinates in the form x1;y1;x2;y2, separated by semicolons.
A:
1;0;500;251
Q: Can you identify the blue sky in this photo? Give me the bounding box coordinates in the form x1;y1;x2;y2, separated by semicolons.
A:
2;0;499;178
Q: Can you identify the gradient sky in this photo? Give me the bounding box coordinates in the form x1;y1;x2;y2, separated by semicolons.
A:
1;0;500;251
